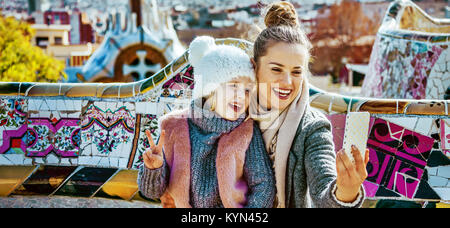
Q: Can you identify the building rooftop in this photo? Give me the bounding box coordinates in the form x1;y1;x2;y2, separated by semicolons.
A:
31;23;72;30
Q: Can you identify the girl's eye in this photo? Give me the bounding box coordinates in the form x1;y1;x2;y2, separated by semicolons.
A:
292;71;302;76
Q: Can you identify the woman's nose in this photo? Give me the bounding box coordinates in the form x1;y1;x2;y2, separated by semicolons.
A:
279;72;292;85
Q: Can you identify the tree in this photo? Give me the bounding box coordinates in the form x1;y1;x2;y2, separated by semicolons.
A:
309;1;380;81
0;15;67;82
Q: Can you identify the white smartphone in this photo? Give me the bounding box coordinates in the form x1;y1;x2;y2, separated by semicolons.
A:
342;112;370;163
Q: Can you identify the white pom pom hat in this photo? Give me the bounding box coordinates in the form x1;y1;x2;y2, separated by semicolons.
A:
188;36;255;99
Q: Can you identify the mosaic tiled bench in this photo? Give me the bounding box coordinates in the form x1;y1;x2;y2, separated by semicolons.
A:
361;0;450;100
0;1;449;205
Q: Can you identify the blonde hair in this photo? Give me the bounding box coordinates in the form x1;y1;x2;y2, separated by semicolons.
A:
204;92;217;111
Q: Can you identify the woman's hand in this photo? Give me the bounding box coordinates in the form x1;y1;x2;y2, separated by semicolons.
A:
335;145;369;203
143;130;166;169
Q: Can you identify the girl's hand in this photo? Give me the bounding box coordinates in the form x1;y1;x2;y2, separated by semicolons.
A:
335;145;369;203
143;130;166;169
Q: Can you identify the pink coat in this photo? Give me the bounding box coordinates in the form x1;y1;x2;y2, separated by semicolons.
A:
158;109;254;208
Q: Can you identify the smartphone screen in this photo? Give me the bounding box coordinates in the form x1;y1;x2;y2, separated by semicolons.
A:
342;112;370;163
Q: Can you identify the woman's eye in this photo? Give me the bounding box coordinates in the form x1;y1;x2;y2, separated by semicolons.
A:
271;68;282;73
292;71;302;76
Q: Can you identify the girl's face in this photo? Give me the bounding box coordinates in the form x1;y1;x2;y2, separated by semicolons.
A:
213;77;254;121
254;42;307;111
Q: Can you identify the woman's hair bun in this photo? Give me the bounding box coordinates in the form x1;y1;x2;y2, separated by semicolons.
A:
264;1;299;28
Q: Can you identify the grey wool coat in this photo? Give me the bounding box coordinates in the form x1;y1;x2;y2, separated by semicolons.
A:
284;106;365;208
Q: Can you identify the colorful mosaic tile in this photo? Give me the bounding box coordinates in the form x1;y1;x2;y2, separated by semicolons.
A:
25;117;80;158
365;118;435;199
441;119;450;151
427;165;450;200
0;99;28;155
94;169;138;200
130;114;159;169
12;165;77;195
161;65;194;99
53;167;118;197
79;102;136;167
0;165;38;196
362;35;449;100
159;98;190;116
0;99;27;129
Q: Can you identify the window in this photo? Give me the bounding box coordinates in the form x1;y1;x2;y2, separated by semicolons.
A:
36;37;49;48
54;37;63;45
61;14;67;24
54;14;62;25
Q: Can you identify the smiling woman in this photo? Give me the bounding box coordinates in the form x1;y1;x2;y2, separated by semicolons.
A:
253;42;307;111
249;1;368;208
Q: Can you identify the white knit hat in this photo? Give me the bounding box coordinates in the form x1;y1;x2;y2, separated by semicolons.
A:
188;36;255;99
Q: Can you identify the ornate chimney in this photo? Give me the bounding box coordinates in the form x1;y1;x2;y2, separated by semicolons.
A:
129;0;142;27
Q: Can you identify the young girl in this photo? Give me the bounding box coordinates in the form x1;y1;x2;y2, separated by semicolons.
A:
137;36;276;208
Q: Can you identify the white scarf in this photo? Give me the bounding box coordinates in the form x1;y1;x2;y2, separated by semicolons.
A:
250;77;310;208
